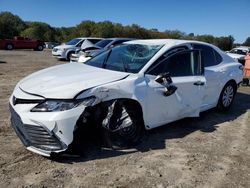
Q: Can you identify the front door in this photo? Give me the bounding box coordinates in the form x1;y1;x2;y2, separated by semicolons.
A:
143;50;206;129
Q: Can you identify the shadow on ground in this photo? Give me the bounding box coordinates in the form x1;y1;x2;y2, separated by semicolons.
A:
0;61;6;64
53;91;250;164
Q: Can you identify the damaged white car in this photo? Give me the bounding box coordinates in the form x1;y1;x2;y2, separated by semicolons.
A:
9;39;243;157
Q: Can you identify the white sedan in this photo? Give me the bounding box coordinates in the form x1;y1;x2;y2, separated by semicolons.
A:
9;39;243;157
226;46;250;65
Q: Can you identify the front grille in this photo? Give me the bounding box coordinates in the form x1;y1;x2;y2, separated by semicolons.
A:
10;105;64;152
53;48;58;52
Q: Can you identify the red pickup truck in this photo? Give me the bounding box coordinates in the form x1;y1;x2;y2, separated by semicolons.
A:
0;36;45;51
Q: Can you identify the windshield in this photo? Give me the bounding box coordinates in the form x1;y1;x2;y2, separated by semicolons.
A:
229;49;247;55
95;39;112;48
85;44;162;73
65;38;82;45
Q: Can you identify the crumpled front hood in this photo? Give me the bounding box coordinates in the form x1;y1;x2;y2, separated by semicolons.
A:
19;63;129;99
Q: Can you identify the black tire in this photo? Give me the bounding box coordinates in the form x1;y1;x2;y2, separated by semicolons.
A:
217;81;237;111
242;78;249;86
36;44;44;51
5;43;13;50
102;101;144;150
66;51;74;61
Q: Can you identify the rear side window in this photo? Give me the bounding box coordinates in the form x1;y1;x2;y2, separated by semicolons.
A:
193;44;222;67
147;50;201;77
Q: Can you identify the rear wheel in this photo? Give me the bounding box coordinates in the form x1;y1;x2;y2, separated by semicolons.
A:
217;81;237;111
5;43;13;50
102;100;145;150
37;44;44;51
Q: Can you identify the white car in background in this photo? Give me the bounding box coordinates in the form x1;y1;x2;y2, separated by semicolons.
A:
52;37;102;60
226;46;250;65
70;38;134;63
9;39;243;157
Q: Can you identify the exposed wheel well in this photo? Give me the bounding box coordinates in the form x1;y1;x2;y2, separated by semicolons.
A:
68;98;145;153
119;99;144;120
98;98;145;128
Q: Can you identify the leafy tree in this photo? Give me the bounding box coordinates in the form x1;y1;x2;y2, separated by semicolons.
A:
243;37;250;46
92;21;114;38
214;35;234;51
0;11;26;38
21;22;56;41
76;20;96;37
164;30;186;39
0;11;247;50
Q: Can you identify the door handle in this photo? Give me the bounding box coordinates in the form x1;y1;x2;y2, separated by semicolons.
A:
193;81;205;86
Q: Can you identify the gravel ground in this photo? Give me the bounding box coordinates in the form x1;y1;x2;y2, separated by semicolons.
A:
0;50;250;188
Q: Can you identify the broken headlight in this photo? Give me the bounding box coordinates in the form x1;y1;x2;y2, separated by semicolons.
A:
31;96;96;112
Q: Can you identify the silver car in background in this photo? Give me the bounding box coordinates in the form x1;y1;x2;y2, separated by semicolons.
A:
52;37;102;60
70;38;134;63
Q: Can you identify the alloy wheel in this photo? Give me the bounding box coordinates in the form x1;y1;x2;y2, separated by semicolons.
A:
222;85;234;107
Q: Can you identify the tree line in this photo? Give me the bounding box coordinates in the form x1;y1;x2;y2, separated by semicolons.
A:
0;11;250;51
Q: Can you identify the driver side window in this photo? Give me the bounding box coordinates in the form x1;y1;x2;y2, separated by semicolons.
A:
147;50;201;77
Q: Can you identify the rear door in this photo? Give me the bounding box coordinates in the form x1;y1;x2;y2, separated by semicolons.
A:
144;49;205;128
192;44;224;109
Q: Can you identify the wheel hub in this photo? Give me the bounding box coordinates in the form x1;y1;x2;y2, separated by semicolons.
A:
222;85;234;107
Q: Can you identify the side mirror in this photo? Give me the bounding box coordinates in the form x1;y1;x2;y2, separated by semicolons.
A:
154;73;177;96
155;73;173;84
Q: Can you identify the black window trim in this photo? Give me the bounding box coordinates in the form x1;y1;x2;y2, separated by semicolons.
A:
191;43;223;67
145;46;189;75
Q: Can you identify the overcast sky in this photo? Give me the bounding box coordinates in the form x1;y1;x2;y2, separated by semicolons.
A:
0;0;249;43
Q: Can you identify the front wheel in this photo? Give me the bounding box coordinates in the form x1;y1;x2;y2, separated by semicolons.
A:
217;81;237;111
66;51;74;61
102;101;145;150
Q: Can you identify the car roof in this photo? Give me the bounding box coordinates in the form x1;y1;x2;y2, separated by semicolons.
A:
104;37;135;41
77;37;103;40
126;39;211;47
232;46;250;51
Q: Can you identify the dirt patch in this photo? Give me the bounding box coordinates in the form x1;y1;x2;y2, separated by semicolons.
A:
0;49;250;187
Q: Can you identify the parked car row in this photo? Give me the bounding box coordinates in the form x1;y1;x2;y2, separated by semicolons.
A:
51;37;134;61
10;38;243;157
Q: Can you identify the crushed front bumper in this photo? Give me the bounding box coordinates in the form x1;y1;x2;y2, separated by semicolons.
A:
10;105;67;156
9;91;86;157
